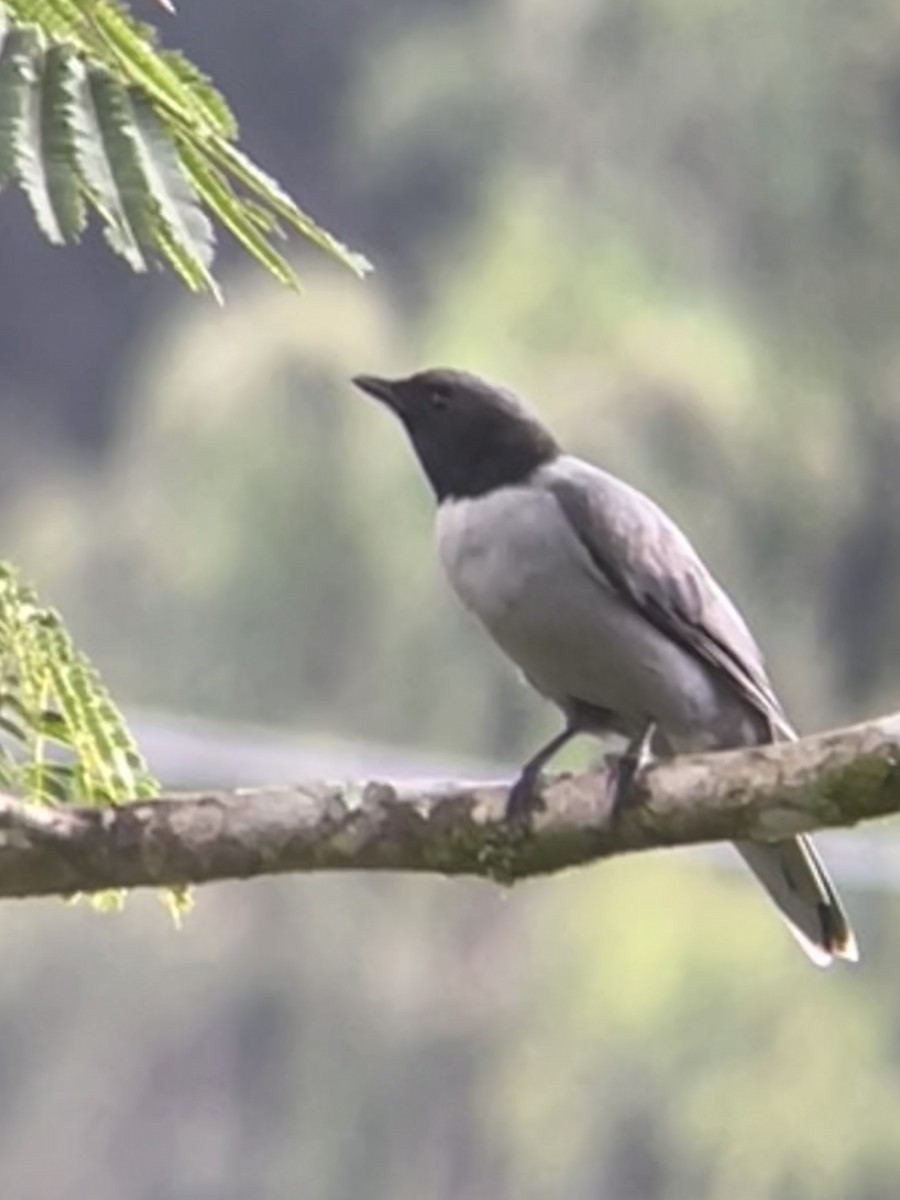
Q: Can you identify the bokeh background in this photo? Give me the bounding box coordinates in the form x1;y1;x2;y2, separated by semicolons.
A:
2;0;900;1196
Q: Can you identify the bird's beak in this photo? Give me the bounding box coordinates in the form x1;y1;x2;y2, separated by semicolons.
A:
352;374;402;413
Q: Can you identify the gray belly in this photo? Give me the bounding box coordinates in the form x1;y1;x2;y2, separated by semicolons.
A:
436;487;760;751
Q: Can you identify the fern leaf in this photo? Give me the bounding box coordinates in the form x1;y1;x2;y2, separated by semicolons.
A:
16;40;85;242
0;23;37;188
177;138;300;288
4;0;83;42
159;49;237;139
211;137;373;278
79;72;216;285
72;67;146;269
40;45;85;236
151;215;219;297
0;563;158;808
0;11;18;186
82;0;225;136
128;95;216;284
1;0;370;293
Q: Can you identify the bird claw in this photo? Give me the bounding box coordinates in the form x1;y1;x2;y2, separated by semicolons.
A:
504;772;545;824
605;752;641;820
606;722;656;821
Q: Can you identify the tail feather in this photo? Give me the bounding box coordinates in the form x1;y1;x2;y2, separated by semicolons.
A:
735;836;858;967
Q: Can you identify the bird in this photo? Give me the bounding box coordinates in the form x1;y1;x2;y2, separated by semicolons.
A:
352;367;858;966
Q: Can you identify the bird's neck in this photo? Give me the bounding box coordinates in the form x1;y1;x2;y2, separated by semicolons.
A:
416;433;559;502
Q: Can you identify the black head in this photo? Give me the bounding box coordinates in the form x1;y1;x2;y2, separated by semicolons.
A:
352;368;559;501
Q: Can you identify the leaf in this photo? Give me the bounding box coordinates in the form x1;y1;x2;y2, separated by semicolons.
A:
71;67;145;269
86;889;127;913
16;40;85;242
0;23;37;188
0;714;27;741
210;137;373;278
0;2;371;295
159;883;194;927
81;1;229;138
73;71;217;290
177;138;300;288
39;44;86;236
18;761;75;804
0;562;159;809
159;48;237;139
0;8;12;186
4;1;83;42
128;94;216;283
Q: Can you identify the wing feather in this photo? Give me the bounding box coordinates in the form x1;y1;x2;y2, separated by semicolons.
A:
545;458;793;741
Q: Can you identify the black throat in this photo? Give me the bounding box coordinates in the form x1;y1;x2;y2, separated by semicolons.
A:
408;417;559;501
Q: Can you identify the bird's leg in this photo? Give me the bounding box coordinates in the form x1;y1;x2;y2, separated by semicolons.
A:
505;723;579;823
607;720;657;820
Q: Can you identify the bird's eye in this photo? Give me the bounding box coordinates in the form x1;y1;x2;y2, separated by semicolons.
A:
430;388;450;412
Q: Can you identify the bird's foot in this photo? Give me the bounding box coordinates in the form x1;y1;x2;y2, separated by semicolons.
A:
605;753;641;820
606;722;656;822
503;722;579;824
504;771;545;824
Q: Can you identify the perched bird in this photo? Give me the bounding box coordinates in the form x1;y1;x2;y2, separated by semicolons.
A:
353;368;858;966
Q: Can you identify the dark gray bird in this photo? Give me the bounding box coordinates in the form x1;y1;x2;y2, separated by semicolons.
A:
353;367;858;966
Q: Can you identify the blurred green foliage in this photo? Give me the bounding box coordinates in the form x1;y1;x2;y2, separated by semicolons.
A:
3;0;900;1196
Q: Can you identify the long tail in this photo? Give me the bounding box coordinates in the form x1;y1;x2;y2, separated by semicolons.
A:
735;836;859;966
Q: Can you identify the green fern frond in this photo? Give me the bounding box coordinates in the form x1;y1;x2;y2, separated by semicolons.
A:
2;0;81;45
0;562;187;917
0;562;157;807
73;66;145;267
159;49;237;139
129;94;216;282
18;40;85;241
0;0;371;292
177;139;299;288
209;137;372;277
0;21;36;187
79;0;220;132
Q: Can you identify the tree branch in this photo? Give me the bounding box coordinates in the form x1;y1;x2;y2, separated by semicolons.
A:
0;713;899;900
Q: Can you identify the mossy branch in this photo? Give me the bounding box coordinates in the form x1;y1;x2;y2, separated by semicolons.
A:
0;712;897;899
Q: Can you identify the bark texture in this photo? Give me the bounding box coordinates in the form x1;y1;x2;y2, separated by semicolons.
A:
0;713;898;899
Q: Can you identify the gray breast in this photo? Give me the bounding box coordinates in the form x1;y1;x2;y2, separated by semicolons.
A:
435;484;760;750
